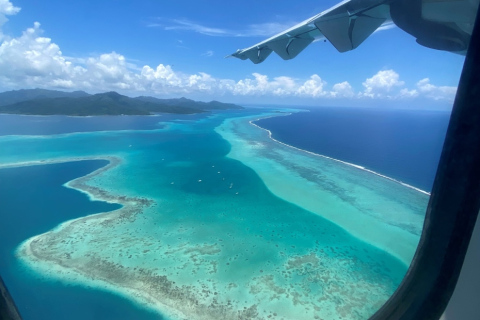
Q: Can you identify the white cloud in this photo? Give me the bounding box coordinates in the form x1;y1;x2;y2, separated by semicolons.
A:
0;0;20;40
270;76;297;96
228;73;308;97
140;64;183;93
226;74;353;99
375;21;396;33
241;22;299;37
164;19;229;37
416;78;457;100
187;72;215;91
0;10;456;103
296;74;327;97
331;81;354;98
202;50;214;57
0;0;19;15
399;88;419;98
152;18;296;38
362;69;405;98
156;17;393;39
230;73;271;95
0;22;85;87
359;71;456;101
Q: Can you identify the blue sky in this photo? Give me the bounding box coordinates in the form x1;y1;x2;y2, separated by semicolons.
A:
0;0;467;108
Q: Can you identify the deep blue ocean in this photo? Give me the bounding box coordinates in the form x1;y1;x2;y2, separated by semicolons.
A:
255;107;451;191
0;115;169;320
0;161;162;320
0;107;451;319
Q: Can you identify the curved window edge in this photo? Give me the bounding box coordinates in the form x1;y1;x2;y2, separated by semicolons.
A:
370;6;480;320
0;276;21;320
1;5;479;320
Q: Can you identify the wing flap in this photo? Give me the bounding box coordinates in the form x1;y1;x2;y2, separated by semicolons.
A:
286;37;315;59
242;47;273;64
229;22;320;62
352;15;386;48
315;5;388;52
267;36;315;60
266;38;291;60
315;16;353;52
229;0;391;63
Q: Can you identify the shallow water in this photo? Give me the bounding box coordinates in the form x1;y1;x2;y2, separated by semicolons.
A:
0;161;161;320
255;107;449;192
0;108;428;319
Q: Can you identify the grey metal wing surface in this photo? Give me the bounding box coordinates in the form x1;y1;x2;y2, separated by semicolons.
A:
229;0;391;64
229;0;480;63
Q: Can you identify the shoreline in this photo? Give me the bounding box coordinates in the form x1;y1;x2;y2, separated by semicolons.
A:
6;157;180;319
0;127;168;139
216;112;427;266
0;156;118;170
18;235;189;320
250;116;430;196
18;236;185;320
3;110;411;320
10;156;263;320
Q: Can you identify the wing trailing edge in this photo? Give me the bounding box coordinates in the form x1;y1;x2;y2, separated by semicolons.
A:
230;0;479;63
229;0;390;63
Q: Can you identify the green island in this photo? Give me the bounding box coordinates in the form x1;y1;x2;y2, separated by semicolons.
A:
0;89;243;116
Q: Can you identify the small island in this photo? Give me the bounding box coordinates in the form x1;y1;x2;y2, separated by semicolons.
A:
0;89;243;116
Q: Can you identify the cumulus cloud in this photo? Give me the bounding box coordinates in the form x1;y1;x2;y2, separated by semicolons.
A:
0;22;85;87
362;69;405;98
222;73;326;97
0;7;456;102
296;77;355;98
331;81;354;98
359;71;457;101
229;73;272;95
416;78;457;100
0;0;19;15
0;0;20;40
221;74;355;99
296;75;327;97
398;88;419;98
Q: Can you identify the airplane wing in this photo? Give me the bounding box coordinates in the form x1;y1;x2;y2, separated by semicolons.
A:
229;0;478;64
229;0;391;64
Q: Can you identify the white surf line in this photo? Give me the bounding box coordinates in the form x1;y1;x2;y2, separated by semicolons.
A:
18;236;182;320
0;114;211;139
0;127;169;139
0;156;116;170
10;156;172;319
0;156;126;204
0;114;162;118
249;116;431;196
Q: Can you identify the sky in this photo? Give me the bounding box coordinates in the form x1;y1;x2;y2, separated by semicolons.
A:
0;0;468;109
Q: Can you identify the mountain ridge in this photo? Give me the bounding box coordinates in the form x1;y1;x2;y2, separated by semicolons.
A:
0;89;243;116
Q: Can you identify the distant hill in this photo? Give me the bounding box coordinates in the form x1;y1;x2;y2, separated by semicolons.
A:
135;96;243;111
0;88;90;107
0;89;243;116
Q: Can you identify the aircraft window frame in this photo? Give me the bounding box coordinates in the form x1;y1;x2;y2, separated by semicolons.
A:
0;275;21;320
0;4;479;320
370;6;480;320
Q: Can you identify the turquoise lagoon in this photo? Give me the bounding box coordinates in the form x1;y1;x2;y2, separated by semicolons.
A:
0;108;428;319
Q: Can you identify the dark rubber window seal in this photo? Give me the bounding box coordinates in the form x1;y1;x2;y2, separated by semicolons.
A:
370;5;480;320
1;5;479;320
